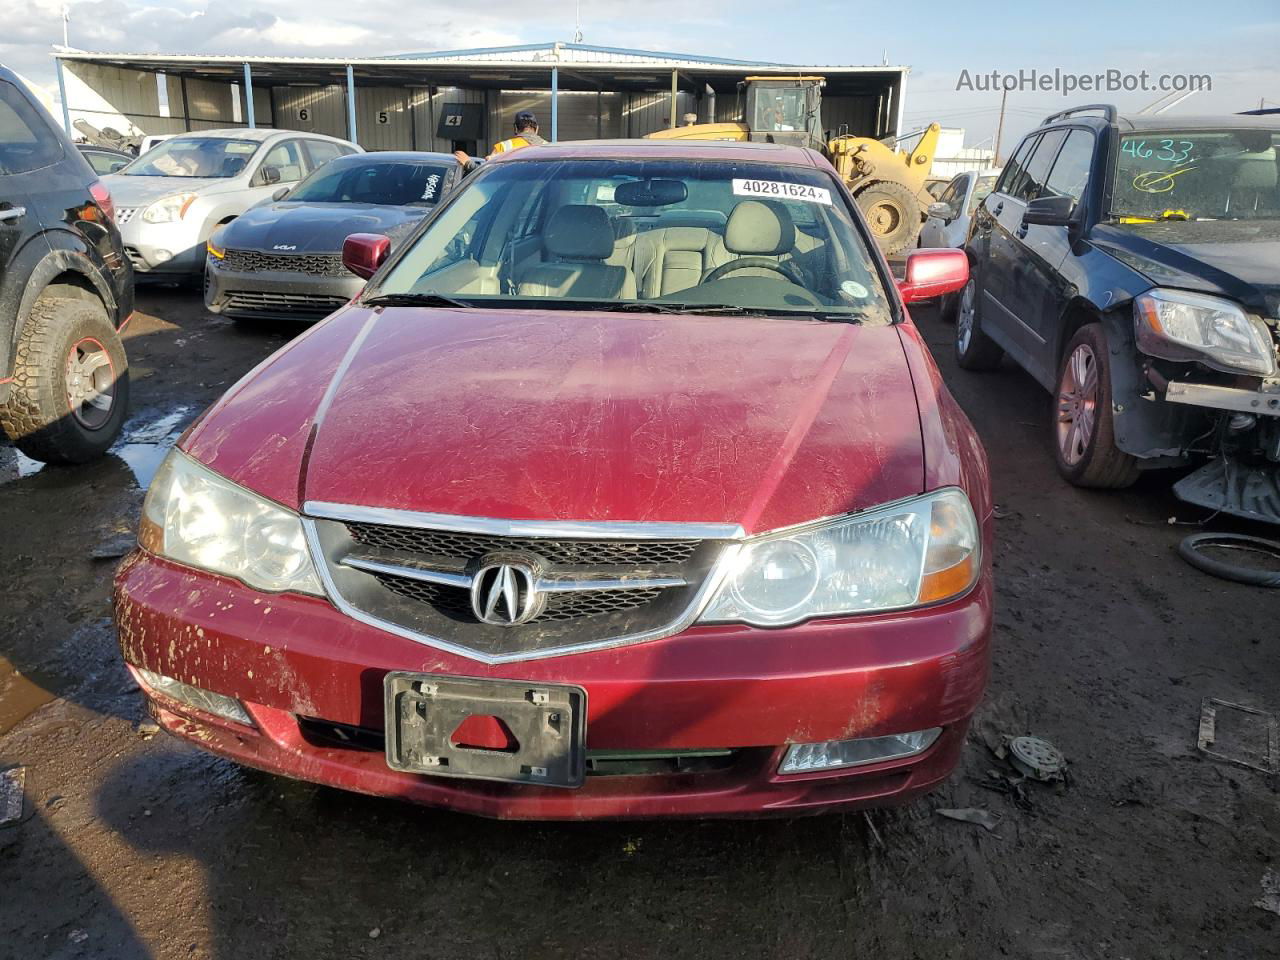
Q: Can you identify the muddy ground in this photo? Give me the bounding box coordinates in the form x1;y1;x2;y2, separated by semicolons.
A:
1;289;1278;960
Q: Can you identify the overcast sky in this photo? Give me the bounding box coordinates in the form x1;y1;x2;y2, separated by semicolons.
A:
5;0;1279;148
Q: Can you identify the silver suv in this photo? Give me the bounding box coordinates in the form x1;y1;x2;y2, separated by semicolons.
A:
103;128;360;276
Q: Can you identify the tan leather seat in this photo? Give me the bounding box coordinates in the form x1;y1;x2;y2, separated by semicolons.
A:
517;205;636;299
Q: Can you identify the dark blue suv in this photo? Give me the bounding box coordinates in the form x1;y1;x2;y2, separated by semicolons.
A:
0;66;133;463
958;104;1280;524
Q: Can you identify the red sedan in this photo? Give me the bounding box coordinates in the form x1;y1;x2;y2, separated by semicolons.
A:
114;140;991;819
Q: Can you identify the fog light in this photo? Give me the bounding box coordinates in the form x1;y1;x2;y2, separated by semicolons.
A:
779;728;941;774
136;668;253;726
153;249;172;263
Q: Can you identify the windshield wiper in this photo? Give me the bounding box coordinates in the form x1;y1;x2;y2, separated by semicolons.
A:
363;292;475;309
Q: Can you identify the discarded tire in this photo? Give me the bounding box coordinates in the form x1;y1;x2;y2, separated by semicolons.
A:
1178;533;1280;587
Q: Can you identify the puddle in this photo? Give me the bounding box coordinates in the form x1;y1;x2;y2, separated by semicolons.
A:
0;654;57;737
0;404;193;490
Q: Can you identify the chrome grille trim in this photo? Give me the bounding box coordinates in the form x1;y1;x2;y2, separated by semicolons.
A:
340;552;685;593
304;501;746;541
301;510;741;664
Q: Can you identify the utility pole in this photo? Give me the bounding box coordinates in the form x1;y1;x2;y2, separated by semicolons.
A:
61;4;70;47
993;88;1007;165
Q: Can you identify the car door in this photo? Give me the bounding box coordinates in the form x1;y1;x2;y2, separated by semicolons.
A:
920;175;965;248
978;130;1065;378
970;136;1034;348
0;80;66;286
1012;128;1096;383
941;174;972;247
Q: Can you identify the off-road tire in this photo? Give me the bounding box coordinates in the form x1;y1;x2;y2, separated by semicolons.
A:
1052;323;1140;489
855;181;921;255
954;277;1004;371
0;294;129;464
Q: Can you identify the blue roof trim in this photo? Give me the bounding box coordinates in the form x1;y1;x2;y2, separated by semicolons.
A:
376;41;791;67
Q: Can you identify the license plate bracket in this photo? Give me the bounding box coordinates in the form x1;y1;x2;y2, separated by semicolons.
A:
384;673;587;788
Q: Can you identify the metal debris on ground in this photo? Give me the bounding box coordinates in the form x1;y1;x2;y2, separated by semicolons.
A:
1197;698;1278;774
136;719;161;739
862;810;885;848
0;767;25;827
972;769;1034;811
91;534;137;560
1256;868;1280;916
935;807;1001;833
1008;736;1067;782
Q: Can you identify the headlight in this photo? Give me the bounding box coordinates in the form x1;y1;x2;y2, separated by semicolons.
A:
206;232;225;259
699;488;980;627
1135;289;1276;377
142;192;198;223
139;449;323;595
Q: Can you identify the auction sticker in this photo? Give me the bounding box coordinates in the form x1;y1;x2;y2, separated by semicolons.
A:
732;178;831;205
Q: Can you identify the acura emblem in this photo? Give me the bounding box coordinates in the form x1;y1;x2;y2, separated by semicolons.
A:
471;561;540;626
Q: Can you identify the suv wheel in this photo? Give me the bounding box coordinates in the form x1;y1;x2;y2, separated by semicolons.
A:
1052;324;1140;489
1;294;129;464
954;277;1004;370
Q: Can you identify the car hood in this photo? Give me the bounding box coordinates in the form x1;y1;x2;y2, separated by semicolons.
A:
184;309;926;533
100;174;226;206
1092;219;1280;318
220;202;427;253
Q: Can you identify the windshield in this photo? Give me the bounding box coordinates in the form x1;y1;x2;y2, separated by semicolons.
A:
1113;129;1280;221
373;157;890;322
287;159;452;206
121;136;260;178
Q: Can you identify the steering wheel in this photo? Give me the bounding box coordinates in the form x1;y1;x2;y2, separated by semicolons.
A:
701;257;807;287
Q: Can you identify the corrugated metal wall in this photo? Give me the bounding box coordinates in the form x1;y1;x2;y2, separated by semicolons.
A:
355;87;414;150
623;91;696;138
492;91;623;143
415;87;485;152
270;85;347;139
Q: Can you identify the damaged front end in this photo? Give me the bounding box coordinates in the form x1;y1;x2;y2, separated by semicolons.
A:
1134;289;1280;524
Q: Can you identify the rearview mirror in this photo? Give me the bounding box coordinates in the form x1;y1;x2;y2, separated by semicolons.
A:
343;233;391;280
927;201;956;222
897;248;969;304
613;178;688;206
1023;194;1077;227
271;186;291;202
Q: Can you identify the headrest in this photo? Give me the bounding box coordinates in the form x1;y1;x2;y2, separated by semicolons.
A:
545;205;614;260
1231;155;1278;191
725;200;795;255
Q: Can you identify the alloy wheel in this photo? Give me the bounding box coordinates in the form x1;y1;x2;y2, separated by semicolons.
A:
1057;343;1098;465
66;336;116;430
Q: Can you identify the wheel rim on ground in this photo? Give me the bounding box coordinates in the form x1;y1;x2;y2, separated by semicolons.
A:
957;279;976;353
1057;343;1098;465
66;337;116;430
867;200;903;237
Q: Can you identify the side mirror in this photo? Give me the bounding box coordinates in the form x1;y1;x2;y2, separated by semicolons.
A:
927;201;956;222
897;248;969;304
271;186;290;202
259;165;282;186
342;233;391;280
109;160;128;173
1023;194;1077;227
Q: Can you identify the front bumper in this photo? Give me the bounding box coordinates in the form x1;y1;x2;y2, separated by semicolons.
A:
204;258;361;322
115;212;206;275
114;550;992;820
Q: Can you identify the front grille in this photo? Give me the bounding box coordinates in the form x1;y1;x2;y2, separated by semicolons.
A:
224;290;348;319
116;207;139;224
308;512;731;661
347;522;699;567
223;248;347;277
124;245;145;270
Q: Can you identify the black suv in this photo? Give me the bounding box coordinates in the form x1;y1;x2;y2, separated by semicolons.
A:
957;104;1280;524
0;66;132;463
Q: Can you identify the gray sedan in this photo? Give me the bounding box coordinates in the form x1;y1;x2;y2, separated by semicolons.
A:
204;151;460;321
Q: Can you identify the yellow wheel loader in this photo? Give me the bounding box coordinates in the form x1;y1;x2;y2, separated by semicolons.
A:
646;77;940;254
